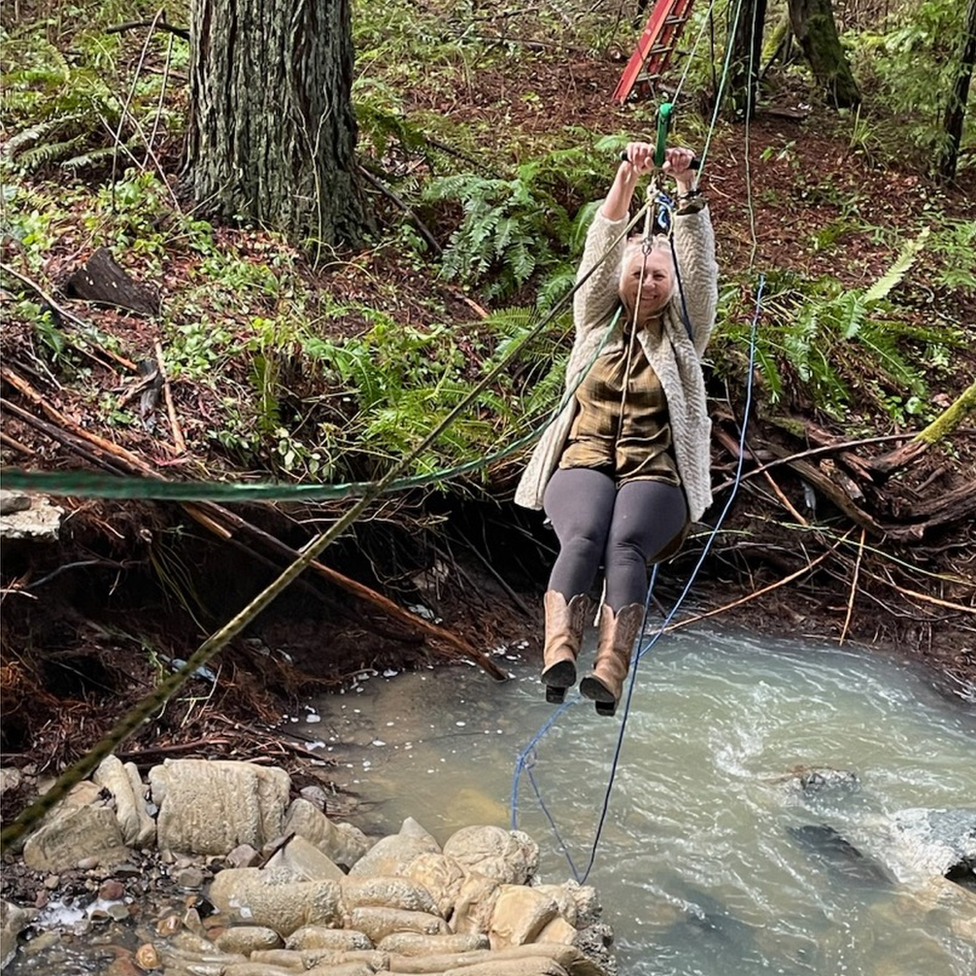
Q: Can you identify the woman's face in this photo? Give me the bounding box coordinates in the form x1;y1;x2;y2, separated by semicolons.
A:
620;248;673;317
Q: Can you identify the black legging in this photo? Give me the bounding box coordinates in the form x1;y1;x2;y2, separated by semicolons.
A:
543;468;688;611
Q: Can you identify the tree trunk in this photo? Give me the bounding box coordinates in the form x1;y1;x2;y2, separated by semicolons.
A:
186;0;369;252
787;0;860;108
728;0;768;119
939;0;976;182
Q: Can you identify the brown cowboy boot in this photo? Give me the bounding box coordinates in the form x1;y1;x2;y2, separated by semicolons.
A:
580;603;644;716
541;591;590;704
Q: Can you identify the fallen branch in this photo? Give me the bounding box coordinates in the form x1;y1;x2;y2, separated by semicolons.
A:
768;447;884;536
358;166;442;256
665;532;852;633
868;378;976;481
711;431;912;494
0;262;138;372
154;340;186;453
105;18;190;41
0;431;35;456
839;527;866;645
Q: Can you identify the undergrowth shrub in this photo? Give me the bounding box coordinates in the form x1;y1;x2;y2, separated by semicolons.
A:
1;4;187;176
714;226;967;426
845;0;971;165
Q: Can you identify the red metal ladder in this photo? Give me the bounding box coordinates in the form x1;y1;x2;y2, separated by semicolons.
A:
612;0;697;104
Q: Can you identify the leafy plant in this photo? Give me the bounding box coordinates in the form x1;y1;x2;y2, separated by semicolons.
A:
846;0;973;164
1;16;185;176
421;136;616;301
715;229;964;424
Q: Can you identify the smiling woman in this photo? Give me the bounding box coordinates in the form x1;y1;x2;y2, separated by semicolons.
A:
514;141;719;716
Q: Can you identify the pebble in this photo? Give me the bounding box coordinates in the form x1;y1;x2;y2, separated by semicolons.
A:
183;906;204;932
226;844;260;869
100;879;126;901
43;874;61;889
156;914;182;937
176;867;205;891
135;942;162;970
78;856;100;870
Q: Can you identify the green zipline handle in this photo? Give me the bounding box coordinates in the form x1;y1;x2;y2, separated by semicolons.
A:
654;101;673;167
617;100;700;169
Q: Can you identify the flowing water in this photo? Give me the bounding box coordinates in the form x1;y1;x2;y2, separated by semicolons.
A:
302;628;976;976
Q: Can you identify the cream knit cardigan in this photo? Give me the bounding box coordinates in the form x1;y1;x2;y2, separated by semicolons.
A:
514;205;718;521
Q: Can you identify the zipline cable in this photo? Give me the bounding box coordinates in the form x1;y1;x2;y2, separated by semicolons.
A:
672;0;722;106
700;0;747;172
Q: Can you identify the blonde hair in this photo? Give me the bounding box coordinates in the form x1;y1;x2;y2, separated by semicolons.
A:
618;234;677;303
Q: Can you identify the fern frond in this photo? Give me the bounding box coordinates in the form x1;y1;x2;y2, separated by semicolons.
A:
15;134;87;172
863;227;930;302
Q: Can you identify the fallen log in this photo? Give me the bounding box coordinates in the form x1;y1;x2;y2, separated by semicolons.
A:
867;379;976;482
62;247;160;316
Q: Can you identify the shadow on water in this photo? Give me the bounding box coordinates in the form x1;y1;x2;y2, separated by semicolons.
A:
304;627;976;976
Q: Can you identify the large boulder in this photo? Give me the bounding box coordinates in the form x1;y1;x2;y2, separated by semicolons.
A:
282;797;371;869
93;754;155;848
1;901;37;969
207;868;344;936
149;759;291;855
346;817;439;878
22;805;129;872
443;825;539;885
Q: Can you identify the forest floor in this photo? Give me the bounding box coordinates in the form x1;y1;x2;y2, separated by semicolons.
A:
1;34;975;836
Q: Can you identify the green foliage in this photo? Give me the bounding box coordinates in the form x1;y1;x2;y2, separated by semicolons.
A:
0;7;186;176
924;219;976;292
716;230;966;425
167;320;240;381
200;299;576;487
846;0;972;164
421;137;616;301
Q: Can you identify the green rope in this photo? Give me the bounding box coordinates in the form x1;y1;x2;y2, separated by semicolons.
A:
0;203;643;853
2;212;646;505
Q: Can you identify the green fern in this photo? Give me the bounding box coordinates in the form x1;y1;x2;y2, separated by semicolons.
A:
863;228;930;302
716;229;962;423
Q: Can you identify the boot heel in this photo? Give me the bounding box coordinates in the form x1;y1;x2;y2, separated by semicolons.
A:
546;686;566;704
595;700;617;717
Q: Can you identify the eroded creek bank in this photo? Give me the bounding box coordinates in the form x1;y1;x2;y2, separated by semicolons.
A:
1;489;975;975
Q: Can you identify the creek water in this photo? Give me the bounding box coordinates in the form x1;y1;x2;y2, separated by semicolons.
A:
301;627;976;976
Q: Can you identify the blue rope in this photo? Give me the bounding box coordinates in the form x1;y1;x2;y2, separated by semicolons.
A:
510;275;766;885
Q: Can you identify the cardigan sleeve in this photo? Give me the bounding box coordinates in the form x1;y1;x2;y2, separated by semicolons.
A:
572;209;630;342
671;205;718;356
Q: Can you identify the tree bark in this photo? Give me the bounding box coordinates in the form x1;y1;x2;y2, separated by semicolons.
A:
186;0;370;252
939;0;976;182
787;0;860;108
728;0;768;119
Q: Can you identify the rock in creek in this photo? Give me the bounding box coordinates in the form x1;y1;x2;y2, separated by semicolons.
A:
0;757;616;975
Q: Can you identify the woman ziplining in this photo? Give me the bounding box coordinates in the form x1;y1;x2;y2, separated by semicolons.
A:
514;140;719;716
